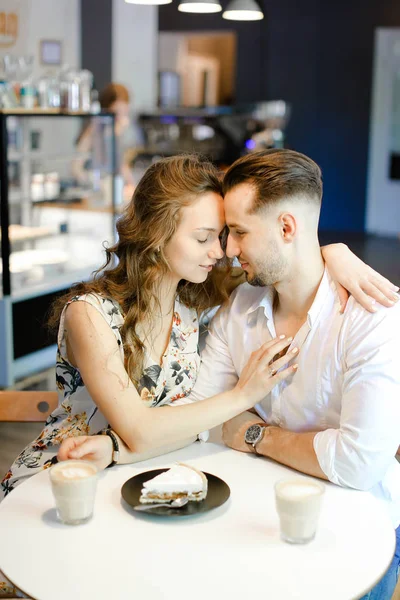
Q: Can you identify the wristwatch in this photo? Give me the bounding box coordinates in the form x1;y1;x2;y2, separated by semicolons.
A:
98;428;120;468
245;423;267;454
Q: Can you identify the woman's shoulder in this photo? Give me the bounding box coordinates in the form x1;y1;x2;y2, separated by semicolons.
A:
60;293;124;333
67;293;123;316
57;292;125;362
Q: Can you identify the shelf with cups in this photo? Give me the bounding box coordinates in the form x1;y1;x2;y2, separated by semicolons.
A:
0;108;61;115
0;110;118;388
0;109;104;116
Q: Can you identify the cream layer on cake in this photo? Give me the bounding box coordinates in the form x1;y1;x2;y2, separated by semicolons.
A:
139;463;208;504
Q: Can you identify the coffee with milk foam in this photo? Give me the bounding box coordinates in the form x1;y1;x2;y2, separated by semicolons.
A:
50;460;98;525
51;463;96;481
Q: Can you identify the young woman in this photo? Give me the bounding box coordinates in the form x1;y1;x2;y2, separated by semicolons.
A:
1;154;398;495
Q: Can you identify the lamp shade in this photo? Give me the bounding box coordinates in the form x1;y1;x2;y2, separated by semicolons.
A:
178;0;222;12
222;0;263;20
125;0;172;5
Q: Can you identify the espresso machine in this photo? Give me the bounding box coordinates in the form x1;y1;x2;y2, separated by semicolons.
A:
134;101;291;170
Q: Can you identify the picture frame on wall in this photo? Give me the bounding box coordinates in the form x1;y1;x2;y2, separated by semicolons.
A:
40;39;62;65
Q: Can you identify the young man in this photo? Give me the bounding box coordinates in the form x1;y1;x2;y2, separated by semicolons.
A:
190;149;400;600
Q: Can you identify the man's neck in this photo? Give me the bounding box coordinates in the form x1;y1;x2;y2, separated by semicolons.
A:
273;249;325;322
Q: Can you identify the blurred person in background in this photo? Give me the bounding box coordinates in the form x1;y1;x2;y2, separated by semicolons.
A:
72;82;135;202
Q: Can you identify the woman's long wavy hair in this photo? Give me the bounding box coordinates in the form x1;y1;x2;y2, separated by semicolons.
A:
49;154;239;386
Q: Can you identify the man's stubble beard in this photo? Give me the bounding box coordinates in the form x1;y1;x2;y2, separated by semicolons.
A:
245;244;287;288
246;270;278;287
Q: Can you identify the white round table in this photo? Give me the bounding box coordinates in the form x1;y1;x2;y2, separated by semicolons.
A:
0;441;395;600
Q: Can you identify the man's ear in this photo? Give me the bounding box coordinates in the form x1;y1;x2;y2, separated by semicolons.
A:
279;212;296;242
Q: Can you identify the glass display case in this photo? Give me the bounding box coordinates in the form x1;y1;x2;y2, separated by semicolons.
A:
0;111;118;387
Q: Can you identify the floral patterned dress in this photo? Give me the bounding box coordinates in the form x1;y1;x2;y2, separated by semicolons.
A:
1;293;200;498
0;293;200;595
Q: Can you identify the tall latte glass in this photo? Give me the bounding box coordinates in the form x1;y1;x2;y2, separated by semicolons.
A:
50;460;98;525
274;477;325;544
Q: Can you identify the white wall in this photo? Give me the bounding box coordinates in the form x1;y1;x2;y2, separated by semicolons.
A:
112;0;158;112
366;28;400;236
28;0;80;78
0;0;81;77
0;0;81;154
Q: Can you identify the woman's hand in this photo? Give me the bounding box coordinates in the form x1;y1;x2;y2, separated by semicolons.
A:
322;243;399;313
234;336;298;409
57;435;113;471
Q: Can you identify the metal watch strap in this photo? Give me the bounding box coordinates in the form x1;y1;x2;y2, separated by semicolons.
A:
103;428;120;468
252;429;265;454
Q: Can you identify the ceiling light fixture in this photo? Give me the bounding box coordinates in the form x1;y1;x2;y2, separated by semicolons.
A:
222;0;263;20
125;0;172;6
178;0;222;13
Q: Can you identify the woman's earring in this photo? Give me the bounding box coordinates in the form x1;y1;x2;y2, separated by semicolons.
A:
156;247;161;253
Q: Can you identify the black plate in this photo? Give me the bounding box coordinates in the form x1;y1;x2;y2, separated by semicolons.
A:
121;468;230;517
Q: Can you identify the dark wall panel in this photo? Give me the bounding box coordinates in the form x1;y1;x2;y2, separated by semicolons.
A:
265;0;400;232
314;6;376;231
81;0;112;92
264;12;319;159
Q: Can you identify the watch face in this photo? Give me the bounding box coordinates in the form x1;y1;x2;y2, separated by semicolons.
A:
245;424;262;444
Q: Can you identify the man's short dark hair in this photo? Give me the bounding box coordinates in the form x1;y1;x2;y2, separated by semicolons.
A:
223;149;323;212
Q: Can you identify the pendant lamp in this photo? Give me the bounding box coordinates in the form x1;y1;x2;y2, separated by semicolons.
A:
222;0;263;20
178;0;222;13
125;0;172;6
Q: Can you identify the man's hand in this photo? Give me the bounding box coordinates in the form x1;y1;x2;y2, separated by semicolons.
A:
222;411;265;453
223;413;327;481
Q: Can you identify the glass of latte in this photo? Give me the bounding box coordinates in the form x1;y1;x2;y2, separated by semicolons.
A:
274;477;325;544
50;460;98;525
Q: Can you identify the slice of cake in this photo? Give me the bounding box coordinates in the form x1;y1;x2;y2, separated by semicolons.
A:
139;463;208;504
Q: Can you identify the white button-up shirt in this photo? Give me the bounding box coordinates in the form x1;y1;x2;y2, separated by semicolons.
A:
189;269;400;527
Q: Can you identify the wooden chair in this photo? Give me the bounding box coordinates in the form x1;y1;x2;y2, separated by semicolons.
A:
0;391;58;422
0;391;58;598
